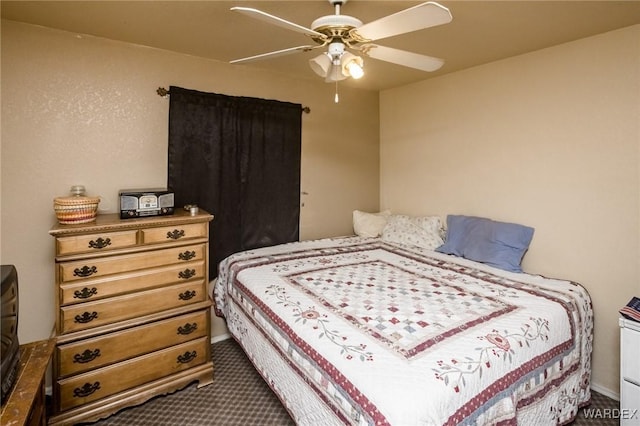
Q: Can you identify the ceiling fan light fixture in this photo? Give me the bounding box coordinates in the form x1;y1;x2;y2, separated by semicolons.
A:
341;52;364;79
325;63;348;82
309;53;332;77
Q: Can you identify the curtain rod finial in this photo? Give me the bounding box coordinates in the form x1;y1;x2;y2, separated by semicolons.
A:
157;87;169;97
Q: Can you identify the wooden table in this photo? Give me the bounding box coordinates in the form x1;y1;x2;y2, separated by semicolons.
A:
1;339;55;426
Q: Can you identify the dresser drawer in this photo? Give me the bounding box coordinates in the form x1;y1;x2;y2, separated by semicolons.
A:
60;281;207;334
621;323;640;385
621;380;640;425
56;230;138;257
56;337;209;411
60;261;204;306
59;243;206;283
141;223;208;245
57;310;208;377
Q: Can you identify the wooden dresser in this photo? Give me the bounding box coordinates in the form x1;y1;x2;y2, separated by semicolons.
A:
48;210;214;425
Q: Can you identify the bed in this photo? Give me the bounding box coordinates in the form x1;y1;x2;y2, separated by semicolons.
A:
214;215;593;425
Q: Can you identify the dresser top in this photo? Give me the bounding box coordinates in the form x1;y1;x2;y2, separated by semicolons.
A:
620;317;640;332
49;209;213;237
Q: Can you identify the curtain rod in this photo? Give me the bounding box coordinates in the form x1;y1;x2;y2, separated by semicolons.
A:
157;87;310;114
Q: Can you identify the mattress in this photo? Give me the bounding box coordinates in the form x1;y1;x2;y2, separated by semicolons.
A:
214;236;593;425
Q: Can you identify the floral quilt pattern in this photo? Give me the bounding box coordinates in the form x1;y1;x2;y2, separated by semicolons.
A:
214;237;593;426
286;260;516;359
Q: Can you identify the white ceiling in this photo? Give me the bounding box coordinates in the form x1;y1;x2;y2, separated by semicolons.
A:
3;0;640;91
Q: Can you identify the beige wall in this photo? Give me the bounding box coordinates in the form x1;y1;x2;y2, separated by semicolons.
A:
380;25;640;397
0;20;379;344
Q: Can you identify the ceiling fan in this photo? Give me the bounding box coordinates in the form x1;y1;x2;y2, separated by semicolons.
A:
230;1;453;88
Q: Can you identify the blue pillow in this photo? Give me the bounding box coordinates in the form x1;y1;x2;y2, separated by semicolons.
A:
436;215;534;273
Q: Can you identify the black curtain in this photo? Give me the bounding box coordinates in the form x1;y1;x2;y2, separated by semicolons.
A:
167;86;302;278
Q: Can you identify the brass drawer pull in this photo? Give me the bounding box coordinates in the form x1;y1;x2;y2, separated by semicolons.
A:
74;311;98;324
178;290;196;301
177;350;197;364
73;382;101;398
166;229;185;240
178;250;196;261
88;237;111;249
73;266;98;277
178;269;196;280
74;287;98;299
177;322;198;335
73;349;101;364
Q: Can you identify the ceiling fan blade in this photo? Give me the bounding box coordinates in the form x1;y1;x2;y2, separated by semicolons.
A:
350;2;452;42
230;45;318;64
359;44;445;72
231;7;327;39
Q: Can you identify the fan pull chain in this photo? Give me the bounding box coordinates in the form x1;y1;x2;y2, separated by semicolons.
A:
334;81;339;103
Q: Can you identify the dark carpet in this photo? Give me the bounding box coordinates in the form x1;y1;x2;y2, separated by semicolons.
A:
82;338;618;425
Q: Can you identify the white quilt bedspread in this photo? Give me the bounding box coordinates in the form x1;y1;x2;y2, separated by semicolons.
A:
214;237;593;425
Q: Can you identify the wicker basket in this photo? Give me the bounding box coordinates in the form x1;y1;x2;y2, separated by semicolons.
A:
54;194;100;224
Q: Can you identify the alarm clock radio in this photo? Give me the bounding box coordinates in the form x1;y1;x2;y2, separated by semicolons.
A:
119;188;174;219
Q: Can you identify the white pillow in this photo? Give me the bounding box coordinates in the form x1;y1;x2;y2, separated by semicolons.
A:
381;214;444;250
353;210;391;238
